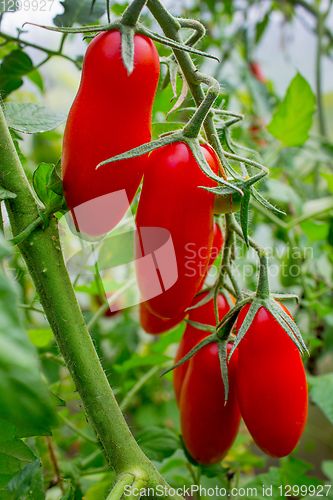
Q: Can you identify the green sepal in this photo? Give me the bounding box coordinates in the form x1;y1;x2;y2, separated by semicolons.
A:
0;185;17;200
160;57;179;98
216;296;253;332
252;187;285;215
186;287;215;311
199;183;243;197
271;293;299;303
218;339;229;403
185;138;243;195
264;298;309;355
97;133;182;168
240;188;251;248
228;300;261;360
217;307;242;341
120;25;135;75
138;25;220;62
185;319;216;333
161;333;217;377
22;21;112;34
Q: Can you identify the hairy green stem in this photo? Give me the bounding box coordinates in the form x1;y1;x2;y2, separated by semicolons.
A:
0;105;182;496
122;0;147;26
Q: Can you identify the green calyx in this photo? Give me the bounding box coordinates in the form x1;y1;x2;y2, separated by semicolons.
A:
226;297;309;363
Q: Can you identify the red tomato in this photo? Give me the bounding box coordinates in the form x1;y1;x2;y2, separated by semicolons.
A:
62;30;160;236
179;343;240;466
139;300;186;335
139;222;223;335
173;292;231;405
135;142;219;319
236;302;308;458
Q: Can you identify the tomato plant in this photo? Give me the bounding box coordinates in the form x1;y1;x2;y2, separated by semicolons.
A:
235;302;308;458
135;142;219;319
62;30;160;236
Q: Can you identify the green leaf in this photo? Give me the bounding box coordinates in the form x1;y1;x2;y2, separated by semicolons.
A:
267;73;315;147
255;12;270;43
280;456;321;488
308;373;333;425
0;233;56;429
300;220;329;241
54;0;106;27
26;70;44;92
135;427;179;462
4;103;66;134
25;468;45;500
0;50;33;98
6;459;41;500
33;163;64;211
28;329;53;348
0;419;37;489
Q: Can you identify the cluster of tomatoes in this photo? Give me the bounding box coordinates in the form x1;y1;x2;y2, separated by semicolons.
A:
62;30;308;467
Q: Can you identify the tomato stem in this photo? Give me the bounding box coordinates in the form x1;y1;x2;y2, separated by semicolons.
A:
121;0;148;27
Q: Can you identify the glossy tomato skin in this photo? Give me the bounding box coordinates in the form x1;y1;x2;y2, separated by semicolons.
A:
140;222;223;335
135;142;219;319
236;303;308;458
173;292;231;405
180;341;240;466
62;30;160;236
139;300;186;335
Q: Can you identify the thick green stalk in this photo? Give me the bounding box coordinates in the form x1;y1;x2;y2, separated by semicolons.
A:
0;106;176;491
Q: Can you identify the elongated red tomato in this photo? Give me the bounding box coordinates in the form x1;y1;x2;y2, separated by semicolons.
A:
62;30;160;236
139;300;186;335
140;222;223;335
135;142;219;319
236;303;308;458
173;291;231;404
180;342;240;466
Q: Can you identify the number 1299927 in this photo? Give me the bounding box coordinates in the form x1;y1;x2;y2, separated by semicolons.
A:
1;0;54;11
278;485;331;497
